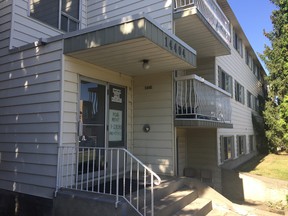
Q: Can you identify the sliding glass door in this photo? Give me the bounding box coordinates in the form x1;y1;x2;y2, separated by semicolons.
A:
79;80;106;148
79;79;127;148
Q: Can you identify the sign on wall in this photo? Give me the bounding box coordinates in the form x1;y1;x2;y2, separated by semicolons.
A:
109;109;122;142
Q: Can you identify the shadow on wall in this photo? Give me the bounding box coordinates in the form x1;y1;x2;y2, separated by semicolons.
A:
0;189;53;216
221;168;244;201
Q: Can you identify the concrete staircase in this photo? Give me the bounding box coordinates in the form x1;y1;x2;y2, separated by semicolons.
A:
138;177;213;216
54;176;244;216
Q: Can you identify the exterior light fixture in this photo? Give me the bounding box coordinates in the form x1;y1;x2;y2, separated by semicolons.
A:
143;124;150;133
142;59;150;70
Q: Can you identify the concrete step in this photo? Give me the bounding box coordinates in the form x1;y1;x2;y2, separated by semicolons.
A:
174;197;212;216
206;208;240;216
132;177;189;211
147;187;198;216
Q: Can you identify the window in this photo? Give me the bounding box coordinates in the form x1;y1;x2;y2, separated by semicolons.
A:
245;49;253;69
233;30;243;57
237;135;246;156
254;96;259;112
220;136;234;162
29;0;80;32
253;63;262;81
247;91;254;109
235;81;244;104
218;66;233;96
249;135;255;152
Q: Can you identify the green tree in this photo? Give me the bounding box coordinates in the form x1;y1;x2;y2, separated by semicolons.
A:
260;0;288;152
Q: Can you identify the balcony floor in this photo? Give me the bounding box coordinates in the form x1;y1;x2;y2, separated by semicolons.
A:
175;118;233;128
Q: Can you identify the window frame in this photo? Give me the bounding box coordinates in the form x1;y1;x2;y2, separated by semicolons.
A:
249;135;255;152
237;135;246;157
218;66;233;96
247;90;255;109
245;49;253;69
28;0;80;32
233;30;243;57
220;135;234;163
235;80;245;104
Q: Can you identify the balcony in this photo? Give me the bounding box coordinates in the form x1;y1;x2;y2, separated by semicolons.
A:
175;74;233;128
173;0;231;58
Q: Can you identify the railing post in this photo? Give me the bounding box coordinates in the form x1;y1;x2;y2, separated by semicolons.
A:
151;174;154;216
115;149;120;208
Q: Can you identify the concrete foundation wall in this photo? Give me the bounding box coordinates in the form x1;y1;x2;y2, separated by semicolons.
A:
239;173;288;205
222;170;288;205
53;189;139;216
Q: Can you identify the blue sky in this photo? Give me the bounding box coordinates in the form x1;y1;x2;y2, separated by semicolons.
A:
227;0;276;69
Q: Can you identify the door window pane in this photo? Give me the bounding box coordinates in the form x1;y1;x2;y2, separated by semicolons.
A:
79;81;106;147
109;85;126;147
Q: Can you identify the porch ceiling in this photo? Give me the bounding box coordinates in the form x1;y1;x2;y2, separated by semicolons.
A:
63;14;197;76
174;7;231;58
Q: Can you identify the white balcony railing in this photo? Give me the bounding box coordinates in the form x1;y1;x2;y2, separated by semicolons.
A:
175;74;232;123
174;0;231;44
57;146;161;216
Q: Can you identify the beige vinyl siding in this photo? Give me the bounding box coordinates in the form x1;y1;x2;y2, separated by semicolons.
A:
133;72;174;175
186;128;221;191
0;0;12;56
87;0;173;31
9;0;61;48
0;39;62;198
63;56;133;149
176;128;187;176
216;35;263;166
188;57;216;83
10;0;87;48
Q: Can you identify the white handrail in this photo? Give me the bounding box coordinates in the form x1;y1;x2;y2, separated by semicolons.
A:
57;146;161;216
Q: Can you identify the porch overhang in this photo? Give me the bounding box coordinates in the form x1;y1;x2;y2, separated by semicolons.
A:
174;7;231;58
63;14;197;76
175;119;233;129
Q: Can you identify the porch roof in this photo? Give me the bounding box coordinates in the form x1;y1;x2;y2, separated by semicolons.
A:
63;14;197;76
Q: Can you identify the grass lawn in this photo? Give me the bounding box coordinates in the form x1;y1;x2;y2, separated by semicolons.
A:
237;153;288;181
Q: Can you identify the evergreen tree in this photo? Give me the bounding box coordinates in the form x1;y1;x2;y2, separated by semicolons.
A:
260;0;288;152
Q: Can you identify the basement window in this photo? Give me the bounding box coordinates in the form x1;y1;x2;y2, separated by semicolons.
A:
237;135;246;156
220;136;234;162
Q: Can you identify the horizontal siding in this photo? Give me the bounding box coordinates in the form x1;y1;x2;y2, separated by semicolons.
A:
63;56;133;151
216;34;265;168
133;72;174;175
0;0;12;56
189;57;216;83
87;0;173;31
176;128;187;176
185;128;222;191
9;1;62;48
0;40;62;198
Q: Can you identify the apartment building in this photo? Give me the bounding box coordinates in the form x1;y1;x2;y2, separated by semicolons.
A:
0;0;266;215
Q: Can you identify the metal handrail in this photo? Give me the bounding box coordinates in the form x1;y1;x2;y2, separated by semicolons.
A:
57;146;161;216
